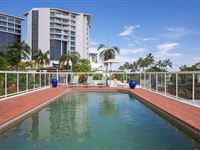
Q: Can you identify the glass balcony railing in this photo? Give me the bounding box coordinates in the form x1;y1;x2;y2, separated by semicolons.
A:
0;71;200;106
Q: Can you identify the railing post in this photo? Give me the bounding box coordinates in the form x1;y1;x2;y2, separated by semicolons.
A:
176;73;178;98
66;73;68;85
164;73;167;94
26;73;28;91
192;73;195;102
126;72;127;84
49;73;51;86
57;71;59;81
144;73;146;88
40;73;41;87
34;73;35;90
17;73;19;93
45;72;46;87
5;73;7;97
149;73;151;90
140;73;141;86
156;73;158;91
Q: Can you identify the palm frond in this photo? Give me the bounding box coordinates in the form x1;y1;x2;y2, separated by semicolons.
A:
97;44;107;51
111;46;120;54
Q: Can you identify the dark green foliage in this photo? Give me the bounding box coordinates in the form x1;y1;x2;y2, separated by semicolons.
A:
6;41;30;69
119;53;172;72
59;51;80;70
72;59;91;72
0;56;8;70
34;49;50;69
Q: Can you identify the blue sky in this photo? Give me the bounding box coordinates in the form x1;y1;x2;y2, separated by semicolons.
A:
1;0;200;70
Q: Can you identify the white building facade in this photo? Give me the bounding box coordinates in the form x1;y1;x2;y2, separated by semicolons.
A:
24;8;91;65
88;49;102;71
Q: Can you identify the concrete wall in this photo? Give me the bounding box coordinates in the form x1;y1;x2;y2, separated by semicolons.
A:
38;8;50;55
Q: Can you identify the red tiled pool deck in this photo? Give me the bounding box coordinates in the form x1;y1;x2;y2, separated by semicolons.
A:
1;86;200;135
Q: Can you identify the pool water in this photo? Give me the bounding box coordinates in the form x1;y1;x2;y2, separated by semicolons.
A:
0;92;200;150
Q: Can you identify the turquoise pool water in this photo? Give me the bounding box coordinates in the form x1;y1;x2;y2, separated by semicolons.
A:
0;92;200;150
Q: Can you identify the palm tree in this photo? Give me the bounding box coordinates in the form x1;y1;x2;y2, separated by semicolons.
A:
34;49;50;69
97;44;120;73
59;51;80;70
6;41;31;69
145;53;154;68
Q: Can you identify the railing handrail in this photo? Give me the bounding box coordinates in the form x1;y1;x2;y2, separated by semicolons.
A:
1;70;200;74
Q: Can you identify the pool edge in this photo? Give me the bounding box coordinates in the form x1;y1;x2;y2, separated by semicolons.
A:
1;87;200;143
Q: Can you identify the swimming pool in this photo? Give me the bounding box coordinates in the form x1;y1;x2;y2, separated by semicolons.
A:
0;92;200;150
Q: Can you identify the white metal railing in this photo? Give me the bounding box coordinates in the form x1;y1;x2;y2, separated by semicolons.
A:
0;71;200;105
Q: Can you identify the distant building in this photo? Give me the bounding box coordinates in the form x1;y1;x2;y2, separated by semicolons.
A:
24;8;91;66
0;12;22;53
89;49;102;70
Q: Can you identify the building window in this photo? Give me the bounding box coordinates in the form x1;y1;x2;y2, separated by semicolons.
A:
8;28;14;32
0;26;7;31
55;18;61;23
55;34;61;39
55;29;61;33
0;21;7;26
71;15;76;19
55;23;61;28
8;17;14;22
50;17;55;22
0;16;6;21
50;12;55;16
15;19;21;24
15;30;21;34
63;35;69;39
71;31;75;36
50;34;54;38
15;24;21;29
63;19;69;24
70;36;75;40
55;12;61;16
71;41;75;46
71;26;75;30
63;30;69;34
71;47;75;51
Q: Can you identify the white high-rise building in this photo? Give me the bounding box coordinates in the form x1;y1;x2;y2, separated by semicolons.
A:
24;8;91;65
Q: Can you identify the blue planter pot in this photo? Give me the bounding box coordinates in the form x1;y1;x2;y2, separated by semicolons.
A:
129;79;137;89
51;78;58;88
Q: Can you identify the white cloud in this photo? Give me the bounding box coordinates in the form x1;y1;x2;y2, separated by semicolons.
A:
89;38;99;46
142;37;155;42
193;57;200;61
120;48;146;56
162;27;200;40
118;25;140;37
157;43;179;53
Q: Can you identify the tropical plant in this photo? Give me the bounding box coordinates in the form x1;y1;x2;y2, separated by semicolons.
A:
34;49;50;69
6;41;31;69
137;53;154;72
72;59;91;72
0;56;8;70
180;62;200;71
97;44;120;73
59;51;80;70
148;59;172;72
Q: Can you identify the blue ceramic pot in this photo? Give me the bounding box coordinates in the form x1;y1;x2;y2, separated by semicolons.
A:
129;79;137;89
51;78;58;88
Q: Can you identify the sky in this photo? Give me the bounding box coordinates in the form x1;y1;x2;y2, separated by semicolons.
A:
1;0;200;70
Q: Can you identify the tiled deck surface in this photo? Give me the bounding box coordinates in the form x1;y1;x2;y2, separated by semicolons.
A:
0;86;200;133
0;86;66;125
